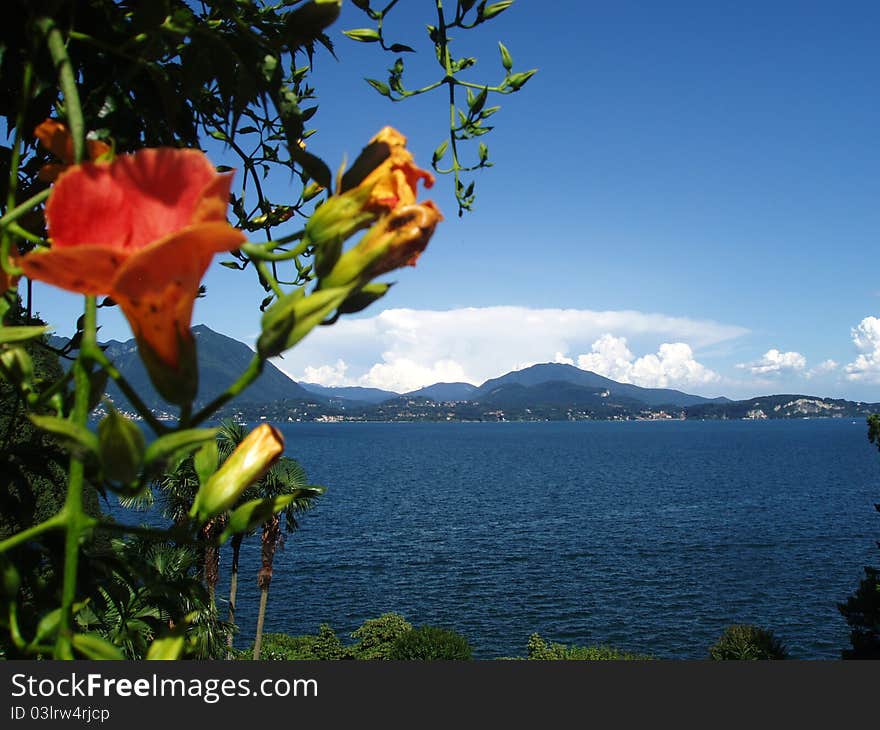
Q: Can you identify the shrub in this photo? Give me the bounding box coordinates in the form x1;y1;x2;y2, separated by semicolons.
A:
348;613;413;660
246;624;343;660
525;633;650;660
709;625;788;660
388;626;472;661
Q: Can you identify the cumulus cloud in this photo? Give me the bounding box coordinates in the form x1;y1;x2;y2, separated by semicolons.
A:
807;359;838;378
845;316;880;382
300;359;349;386
737;348;807;376
276;306;744;393
576;335;720;388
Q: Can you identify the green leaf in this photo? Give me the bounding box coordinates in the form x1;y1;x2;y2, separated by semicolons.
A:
29;415;99;458
72;633;125;660
146;634;186;660
220;495;295;542
0;325;49;345
389;43;415;53
143;428;219;469
290;145;332;190
284;0;343;48
33;608;63;645
336;283;392;316
343;28;382;42
194;439;219;485
478;142;489;163
365;78;391;97
499;42;513;71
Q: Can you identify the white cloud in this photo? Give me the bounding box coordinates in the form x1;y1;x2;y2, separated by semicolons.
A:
807;359;838;378
358;358;468;393
845;316;880;382
576;335;720;388
300;359;349;386
276;306;744;393
737;348;807;376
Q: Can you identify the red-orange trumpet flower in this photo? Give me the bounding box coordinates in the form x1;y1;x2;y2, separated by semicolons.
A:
20;148;245;403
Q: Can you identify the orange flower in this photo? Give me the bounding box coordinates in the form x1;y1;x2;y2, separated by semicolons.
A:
358;126;434;212
20;148;245;403
316;128;442;288
34;118;112;182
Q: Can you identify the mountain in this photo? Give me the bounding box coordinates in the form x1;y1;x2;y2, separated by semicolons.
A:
404;382;477;401
55;324;321;414
683;394;880;420
474;363;729;408
298;383;398;404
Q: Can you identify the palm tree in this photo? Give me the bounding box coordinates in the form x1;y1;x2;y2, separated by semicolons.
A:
154;421;245;600
251;457;323;660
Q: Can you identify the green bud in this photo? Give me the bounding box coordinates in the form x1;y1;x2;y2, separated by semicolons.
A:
98;409;146;485
136;329;198;406
190;424;285;522
257;286;352;359
0;553;20;597
307;186;378;277
0;347;33;390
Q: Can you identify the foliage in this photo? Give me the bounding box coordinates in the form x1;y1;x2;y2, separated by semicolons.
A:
0;0;523;659
348;612;413;660
346;0;535;215
523;633;650;661
244;624;343;661
838;415;880;659
708;625;788;661
388;625;473;661
76;537;231;660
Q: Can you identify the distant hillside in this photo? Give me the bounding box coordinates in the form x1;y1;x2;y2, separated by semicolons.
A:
298;382;398;404
683;394;880;420
404;382;477;401
474;363;729;408
55;324;321;413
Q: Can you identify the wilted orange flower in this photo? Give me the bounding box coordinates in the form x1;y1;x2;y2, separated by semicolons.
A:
34;118;112;182
359;126;434;212
20;148;245;401
316;128;442;288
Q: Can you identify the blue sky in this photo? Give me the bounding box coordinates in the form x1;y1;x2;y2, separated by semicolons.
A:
31;0;880;400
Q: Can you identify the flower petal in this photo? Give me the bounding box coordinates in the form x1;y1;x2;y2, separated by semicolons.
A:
111;222;245;368
19;245;126;295
48;148;226;252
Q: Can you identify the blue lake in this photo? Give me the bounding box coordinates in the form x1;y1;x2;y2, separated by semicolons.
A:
214;419;879;659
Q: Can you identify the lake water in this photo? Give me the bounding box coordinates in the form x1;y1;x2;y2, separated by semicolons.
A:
215;419;879;659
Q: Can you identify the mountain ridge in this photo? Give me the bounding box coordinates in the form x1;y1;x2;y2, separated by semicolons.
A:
52;324;878;421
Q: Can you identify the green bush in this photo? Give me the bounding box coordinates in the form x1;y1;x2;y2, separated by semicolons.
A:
524;633;650;660
388;625;472;661
348;613;413;660
245;624;343;660
709;625;788;660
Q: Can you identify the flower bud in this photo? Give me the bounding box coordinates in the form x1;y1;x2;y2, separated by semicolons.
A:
320;202;442;289
0;347;33;391
136;328;198;406
190;424;284;522
257;286;352;359
98;409;146;485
